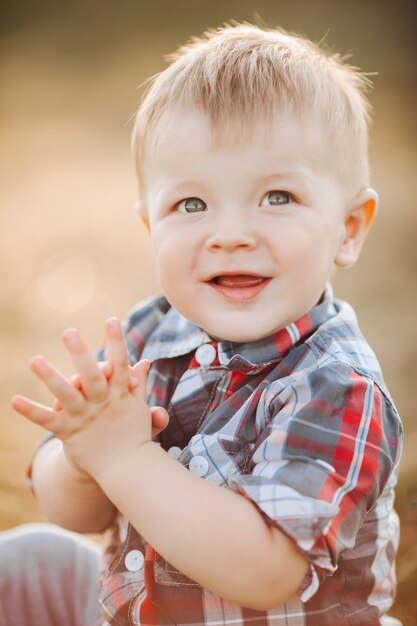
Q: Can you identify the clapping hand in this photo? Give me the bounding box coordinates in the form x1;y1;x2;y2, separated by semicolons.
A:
12;318;169;480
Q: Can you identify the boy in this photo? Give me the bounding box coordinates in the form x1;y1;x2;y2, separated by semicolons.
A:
8;23;402;626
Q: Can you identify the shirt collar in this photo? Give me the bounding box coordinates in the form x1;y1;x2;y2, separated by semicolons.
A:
142;284;337;369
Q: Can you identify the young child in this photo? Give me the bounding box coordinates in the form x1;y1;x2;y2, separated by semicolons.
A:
7;22;402;626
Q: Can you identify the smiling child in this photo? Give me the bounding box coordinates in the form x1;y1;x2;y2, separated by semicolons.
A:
7;23;402;626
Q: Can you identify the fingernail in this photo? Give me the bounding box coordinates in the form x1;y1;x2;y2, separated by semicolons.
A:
137;360;151;376
30;356;47;373
63;329;81;349
11;395;24;408
106;318;122;336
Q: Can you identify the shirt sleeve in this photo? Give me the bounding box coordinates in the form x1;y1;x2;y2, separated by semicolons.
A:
227;361;402;600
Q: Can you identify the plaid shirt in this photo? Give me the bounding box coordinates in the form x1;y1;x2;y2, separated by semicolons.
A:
97;285;402;626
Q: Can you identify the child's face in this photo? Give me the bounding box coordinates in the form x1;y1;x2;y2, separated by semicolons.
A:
141;108;353;342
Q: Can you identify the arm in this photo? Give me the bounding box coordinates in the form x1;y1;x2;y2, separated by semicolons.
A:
24;362;169;535
31;437;117;533
97;441;308;610
12;319;308;610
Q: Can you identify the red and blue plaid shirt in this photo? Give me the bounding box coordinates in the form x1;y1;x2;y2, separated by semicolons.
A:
97;285;402;626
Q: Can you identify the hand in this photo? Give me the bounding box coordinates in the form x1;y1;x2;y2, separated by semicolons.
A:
59;361;169;440
12;318;162;479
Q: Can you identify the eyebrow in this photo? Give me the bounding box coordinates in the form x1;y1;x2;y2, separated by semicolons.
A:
150;180;207;206
161;180;204;191
148;166;318;205
256;167;315;186
159;170;311;188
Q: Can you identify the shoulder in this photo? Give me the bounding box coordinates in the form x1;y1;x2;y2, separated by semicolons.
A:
264;298;402;458
282;295;397;411
306;297;386;388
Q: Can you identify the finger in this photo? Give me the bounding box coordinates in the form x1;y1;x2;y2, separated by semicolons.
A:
55;374;82;410
130;359;151;401
11;395;60;430
150;406;170;437
62;329;108;401
98;361;113;380
66;364;111;396
55;364;111;410
30;356;85;415
69;374;83;390
129;362;141;389
127;365;139;391
104;318;130;388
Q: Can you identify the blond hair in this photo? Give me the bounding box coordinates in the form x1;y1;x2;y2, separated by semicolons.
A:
132;22;373;193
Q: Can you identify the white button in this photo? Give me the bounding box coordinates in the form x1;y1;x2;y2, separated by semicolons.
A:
189;455;209;477
195;344;216;366
124;549;144;572
167;446;182;460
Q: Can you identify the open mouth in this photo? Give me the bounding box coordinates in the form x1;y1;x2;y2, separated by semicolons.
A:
210;275;267;287
207;274;271;300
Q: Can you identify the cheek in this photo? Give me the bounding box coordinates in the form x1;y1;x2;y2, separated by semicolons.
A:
269;222;338;274
151;232;190;293
152;223;202;270
267;225;316;262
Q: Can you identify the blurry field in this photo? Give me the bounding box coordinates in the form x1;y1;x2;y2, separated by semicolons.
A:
1;1;416;623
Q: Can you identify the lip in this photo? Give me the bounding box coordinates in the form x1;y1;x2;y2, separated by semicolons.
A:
205;272;271;302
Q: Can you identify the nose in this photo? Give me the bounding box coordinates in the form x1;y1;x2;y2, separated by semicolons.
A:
205;212;258;252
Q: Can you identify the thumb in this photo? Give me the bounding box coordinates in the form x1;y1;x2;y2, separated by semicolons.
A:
130;359;151;400
150;406;170;437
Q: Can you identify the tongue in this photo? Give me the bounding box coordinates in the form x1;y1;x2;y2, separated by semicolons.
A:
216;275;266;288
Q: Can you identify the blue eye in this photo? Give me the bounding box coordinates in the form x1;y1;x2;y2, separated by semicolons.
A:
177;197;207;213
261;191;292;206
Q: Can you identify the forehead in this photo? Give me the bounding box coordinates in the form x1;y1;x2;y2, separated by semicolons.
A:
142;106;338;187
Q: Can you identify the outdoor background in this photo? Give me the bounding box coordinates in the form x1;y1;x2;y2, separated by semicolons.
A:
1;1;416;623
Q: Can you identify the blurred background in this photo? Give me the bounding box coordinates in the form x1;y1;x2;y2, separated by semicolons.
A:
1;0;416;622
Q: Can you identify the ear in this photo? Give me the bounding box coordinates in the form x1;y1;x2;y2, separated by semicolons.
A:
133;200;150;233
334;188;378;269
